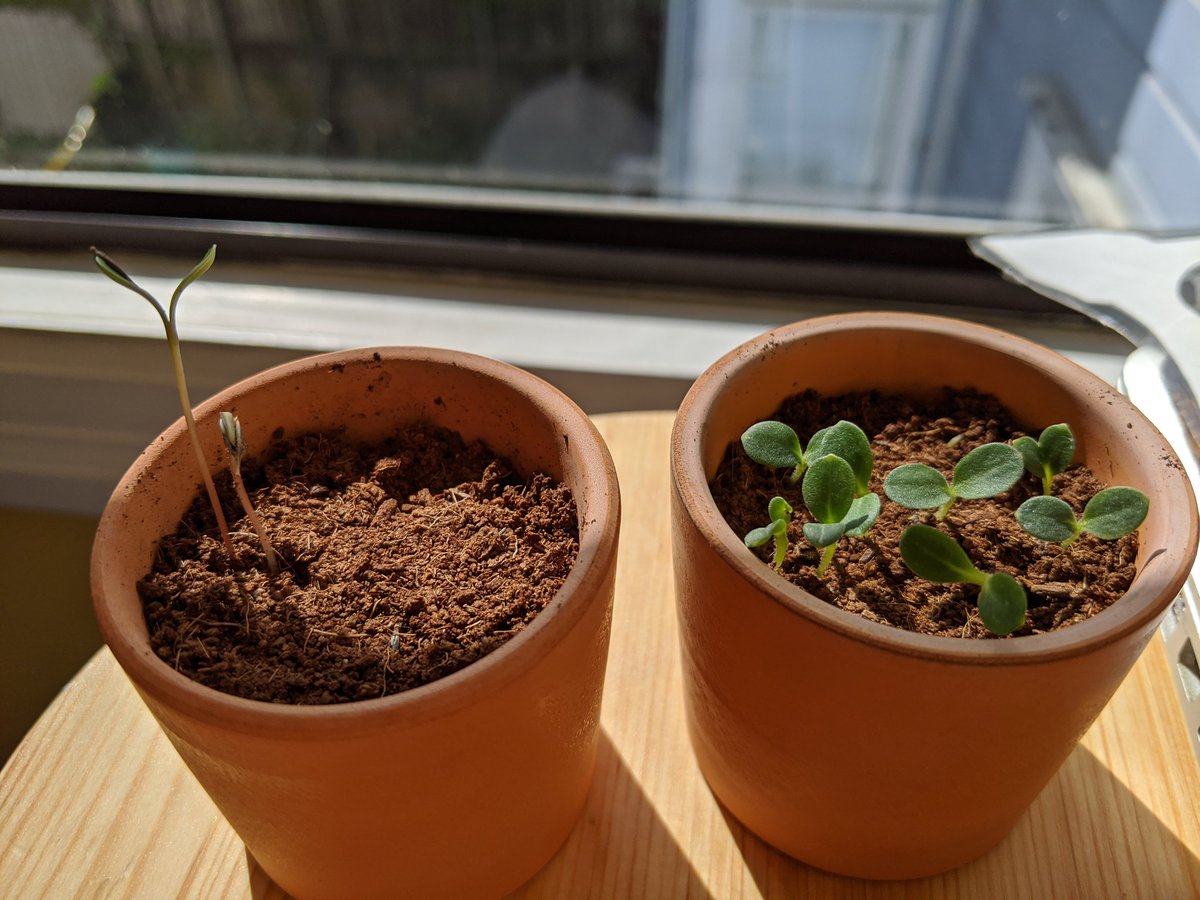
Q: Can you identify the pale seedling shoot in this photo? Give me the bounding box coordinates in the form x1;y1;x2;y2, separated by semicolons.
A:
219;412;279;574
1014;423;1075;495
744;496;793;569
1016;487;1149;547
92;246;234;559
884;442;1023;519
899;524;1027;636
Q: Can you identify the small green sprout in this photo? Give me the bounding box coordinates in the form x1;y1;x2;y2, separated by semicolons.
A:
899;524;1027;636
92;246;234;560
800;455;880;576
218;412;280;575
1014;423;1075;495
745;496;793;569
1015;487;1149;547
884;442;1023;519
742;419;873;492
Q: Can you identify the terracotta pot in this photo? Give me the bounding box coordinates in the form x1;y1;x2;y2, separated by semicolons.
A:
670;312;1197;879
92;348;621;900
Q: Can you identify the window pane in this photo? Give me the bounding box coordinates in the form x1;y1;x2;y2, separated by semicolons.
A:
2;0;1197;229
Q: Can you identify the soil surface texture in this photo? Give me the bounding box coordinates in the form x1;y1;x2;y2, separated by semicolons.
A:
141;423;578;702
709;389;1139;639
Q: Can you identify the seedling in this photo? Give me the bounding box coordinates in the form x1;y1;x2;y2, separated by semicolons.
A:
899;524;1027;635
219;412;280;575
742;419;873;493
884;442;1023;519
92;246;234;559
1014;423;1075;495
1016;487;1149;547
744;496;793;569
800;455;880;576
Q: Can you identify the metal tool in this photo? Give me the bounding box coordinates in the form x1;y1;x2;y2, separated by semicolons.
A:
972;229;1200;768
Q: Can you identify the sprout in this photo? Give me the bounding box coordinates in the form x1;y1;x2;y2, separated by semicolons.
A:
742;419;873;492
899;525;1027;636
1014;424;1075;495
92;246;234;560
745;496;793;569
218;412;279;575
884;442;1023;519
1016;487;1149;547
800;455;880;576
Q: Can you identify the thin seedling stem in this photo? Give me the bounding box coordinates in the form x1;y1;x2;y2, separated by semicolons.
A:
169;332;234;558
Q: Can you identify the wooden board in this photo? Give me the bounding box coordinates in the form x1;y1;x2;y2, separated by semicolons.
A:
1;411;1197;898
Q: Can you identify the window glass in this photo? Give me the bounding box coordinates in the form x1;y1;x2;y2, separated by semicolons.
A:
2;0;1197;228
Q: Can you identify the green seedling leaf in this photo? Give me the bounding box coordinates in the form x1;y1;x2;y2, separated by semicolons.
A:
1017;487;1148;546
1015;424;1075;494
884;464;952;510
742;421;805;474
744;496;793;569
887;442;1023;518
900;525;1028;636
952;442;1024;499
1015;495;1080;543
802;454;856;524
803;521;850;548
1079;487;1149;540
810;420;873;496
742;418;874;489
978;572;1027;636
169;245;217;319
843;492;880;538
899;524;984;584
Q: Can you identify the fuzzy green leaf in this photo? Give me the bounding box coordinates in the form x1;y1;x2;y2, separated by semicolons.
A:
978;572;1027;635
811;420;873;496
952;442;1024;500
899;525;983;584
884;464;952;509
767;495;793;523
1014;435;1042;479
1080;487;1149;540
742;421;804;469
843;492;880;538
802;454;856;524
1039;424;1075;475
744;524;776;548
1015;495;1080;543
803;520;848;548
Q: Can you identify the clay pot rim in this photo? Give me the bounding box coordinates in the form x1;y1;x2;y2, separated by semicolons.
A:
671;311;1198;665
92;346;620;736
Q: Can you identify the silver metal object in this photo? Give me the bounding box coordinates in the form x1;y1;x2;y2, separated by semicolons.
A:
972;229;1200;768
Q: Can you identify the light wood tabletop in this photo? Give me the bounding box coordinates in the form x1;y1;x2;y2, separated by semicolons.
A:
1;410;1198;899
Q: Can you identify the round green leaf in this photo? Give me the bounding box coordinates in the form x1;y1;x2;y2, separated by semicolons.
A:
813;420;873;495
884;464;952;509
978;572;1027;636
802;454;856;524
1015;496;1080;543
767;495;793;523
898;524;982;584
741;421;804;469
803;520;846;548
1013;435;1043;479
1079;486;1149;540
744;524;776;548
843;492;880;538
1039;423;1075;475
952;442;1024;500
